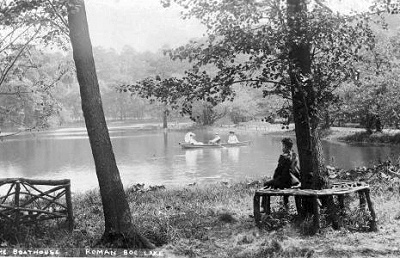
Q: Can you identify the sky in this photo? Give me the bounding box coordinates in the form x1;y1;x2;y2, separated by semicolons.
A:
85;0;206;53
84;0;374;53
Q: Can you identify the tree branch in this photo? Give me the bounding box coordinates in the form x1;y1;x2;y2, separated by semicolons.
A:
228;78;290;87
0;25;42;87
0;91;31;95
314;0;334;13
40;66;71;91
47;19;70;37
0;24;34;54
46;0;69;30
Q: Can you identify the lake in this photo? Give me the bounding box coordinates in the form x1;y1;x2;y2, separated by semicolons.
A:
1;124;400;193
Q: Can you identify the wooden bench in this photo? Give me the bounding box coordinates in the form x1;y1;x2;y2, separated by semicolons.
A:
253;181;377;231
0;178;73;231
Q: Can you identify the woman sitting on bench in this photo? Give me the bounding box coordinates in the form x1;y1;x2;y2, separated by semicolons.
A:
264;138;301;189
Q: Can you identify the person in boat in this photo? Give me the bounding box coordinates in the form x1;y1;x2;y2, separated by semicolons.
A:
185;132;203;145
227;131;239;144
208;133;221;144
264;137;301;189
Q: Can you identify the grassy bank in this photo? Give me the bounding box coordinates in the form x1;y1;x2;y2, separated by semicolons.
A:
339;131;400;145
1;163;400;257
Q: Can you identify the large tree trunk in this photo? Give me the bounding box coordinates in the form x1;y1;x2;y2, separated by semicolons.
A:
287;0;331;218
67;0;154;248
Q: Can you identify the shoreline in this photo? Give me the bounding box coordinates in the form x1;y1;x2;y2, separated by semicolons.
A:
3;120;398;146
325;127;400;145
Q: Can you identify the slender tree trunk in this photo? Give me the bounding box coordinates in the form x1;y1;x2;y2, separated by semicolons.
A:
162;106;168;129
67;0;154;248
322;110;331;129
375;115;383;132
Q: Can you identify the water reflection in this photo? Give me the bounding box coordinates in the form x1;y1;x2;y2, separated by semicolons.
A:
209;149;222;163
185;149;203;168
322;140;400;169
227;147;240;163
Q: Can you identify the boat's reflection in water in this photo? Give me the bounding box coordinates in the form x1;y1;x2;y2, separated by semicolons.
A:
185;147;241;167
210;149;222;163
227;147;240;163
185;149;204;168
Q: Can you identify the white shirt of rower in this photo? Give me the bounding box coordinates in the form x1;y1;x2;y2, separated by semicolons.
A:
228;134;239;143
209;134;221;144
189;135;203;145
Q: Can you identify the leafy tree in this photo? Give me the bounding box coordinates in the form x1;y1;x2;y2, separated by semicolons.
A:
120;51;192;128
0;46;71;130
1;0;154;248
221;85;263;124
337;29;400;132
0;3;66;131
159;0;373;191
190;100;227;125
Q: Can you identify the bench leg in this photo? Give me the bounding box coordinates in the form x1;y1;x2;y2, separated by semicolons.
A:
66;183;74;232
338;195;345;216
262;196;271;214
358;191;366;210
364;189;378;231
294;196;303;216
253;194;261;226
327;195;340;230
313;196;320;233
283;196;289;210
14;182;21;230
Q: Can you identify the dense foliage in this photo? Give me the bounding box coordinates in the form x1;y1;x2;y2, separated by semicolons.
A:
335;24;400;132
1;1;399;132
129;1;373;126
0;0;69;130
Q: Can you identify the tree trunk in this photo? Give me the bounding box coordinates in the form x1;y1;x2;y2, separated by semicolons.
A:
162;106;168;129
375;115;383;132
322;110;331;130
287;0;331;217
67;0;154;249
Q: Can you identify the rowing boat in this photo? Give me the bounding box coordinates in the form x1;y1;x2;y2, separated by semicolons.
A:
179;141;251;149
221;141;252;147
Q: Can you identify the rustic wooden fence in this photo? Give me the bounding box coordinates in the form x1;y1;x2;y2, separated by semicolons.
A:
0;178;73;231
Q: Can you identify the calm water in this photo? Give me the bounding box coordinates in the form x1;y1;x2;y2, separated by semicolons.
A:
1;124;400;193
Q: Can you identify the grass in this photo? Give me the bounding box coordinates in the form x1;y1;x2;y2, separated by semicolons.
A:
1;164;400;257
